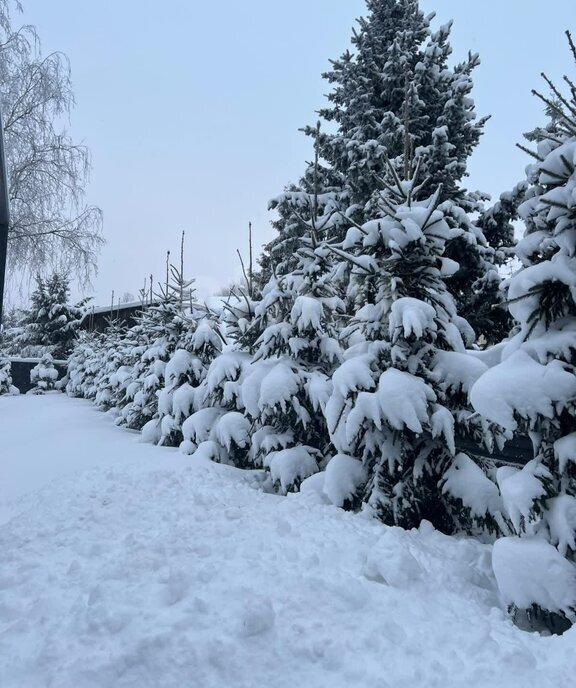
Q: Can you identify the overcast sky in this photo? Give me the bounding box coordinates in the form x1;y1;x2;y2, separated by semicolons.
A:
18;0;575;304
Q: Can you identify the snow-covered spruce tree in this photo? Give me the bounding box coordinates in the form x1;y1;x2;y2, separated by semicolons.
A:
180;343;252;467
311;7;486;213
17;272;86;358
326;160;503;533
116;258;195;433
152;310;224;447
92;319;132;412
472;183;528;345
261;152;346;286
262;2;503;341
29;352;59;393
471;38;576;629
0;354;18;395
238;236;345;494
66;331;102;398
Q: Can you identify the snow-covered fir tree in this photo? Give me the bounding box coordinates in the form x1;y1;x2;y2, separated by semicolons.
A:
240;240;344;493
261;1;504;342
472;183;528;344
310;5;486;213
29;353;59;393
261;154;346;285
116;258;196;433
180;344;252;466
66;332;102;399
326;160;503;532
152;309;224;447
92;319;133;412
0;355;18;395
17;273;86;358
471;38;576;629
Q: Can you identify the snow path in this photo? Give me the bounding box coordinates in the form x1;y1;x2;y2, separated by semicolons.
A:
1;395;575;688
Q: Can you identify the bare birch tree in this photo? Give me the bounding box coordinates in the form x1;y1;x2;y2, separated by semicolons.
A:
0;1;103;285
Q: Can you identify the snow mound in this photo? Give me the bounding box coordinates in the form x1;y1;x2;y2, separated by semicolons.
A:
493;536;576;619
2;395;576;688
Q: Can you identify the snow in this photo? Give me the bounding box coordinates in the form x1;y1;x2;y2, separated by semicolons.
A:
545;495;576;557
322;453;367;507
554;433;576;473
215;411;251;451
470;349;576;431
2;394;576;687
265;446;319;493
432;350;488;394
496;461;551;534
506;256;576;329
290;295;323;332
389;297;437;340
493;537;576;619
441;453;503;519
376;368;436;433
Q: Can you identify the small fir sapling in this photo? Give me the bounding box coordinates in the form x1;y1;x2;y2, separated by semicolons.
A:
155;309;224;447
180;346;252;465
29;352;59;393
0;355;18;395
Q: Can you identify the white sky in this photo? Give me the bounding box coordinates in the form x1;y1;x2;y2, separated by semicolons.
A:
17;0;575;304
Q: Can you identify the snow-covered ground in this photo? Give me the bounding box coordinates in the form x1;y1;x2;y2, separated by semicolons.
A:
1;395;575;688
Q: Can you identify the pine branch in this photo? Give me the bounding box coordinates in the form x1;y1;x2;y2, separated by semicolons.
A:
567;30;576;64
516;143;543;162
540;72;576;120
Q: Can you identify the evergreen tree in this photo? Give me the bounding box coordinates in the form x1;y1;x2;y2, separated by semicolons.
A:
116;258;195;432
241;240;344;492
262;1;501;342
18;272;86;358
471;36;576;628
180;344;252;466
326;161;502;532
154;310;224;447
473;184;528;344
0;354;17;395
261;156;346;285
29;353;59;393
310;6;485;212
65;331;102;399
92;319;132;411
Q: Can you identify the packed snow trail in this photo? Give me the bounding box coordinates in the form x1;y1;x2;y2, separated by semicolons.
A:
1;396;575;688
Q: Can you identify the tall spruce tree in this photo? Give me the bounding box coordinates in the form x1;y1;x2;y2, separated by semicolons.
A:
471;35;576;629
262;0;507;342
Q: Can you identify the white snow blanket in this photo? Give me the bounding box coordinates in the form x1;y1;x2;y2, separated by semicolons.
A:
1;395;575;688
